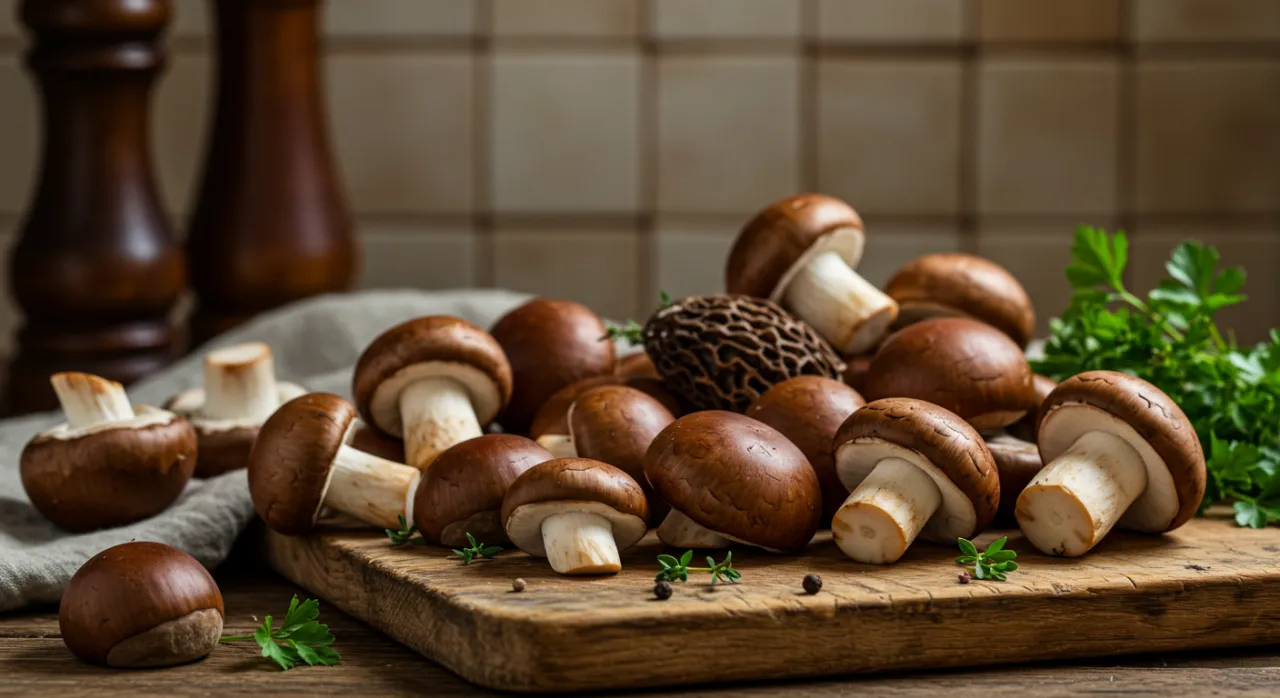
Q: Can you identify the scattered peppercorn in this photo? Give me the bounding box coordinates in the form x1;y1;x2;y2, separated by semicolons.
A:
958;571;971;584
654;580;673;600
802;573;822;595
512;578;526;593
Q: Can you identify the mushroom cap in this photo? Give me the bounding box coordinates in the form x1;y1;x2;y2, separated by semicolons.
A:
164;382;308;478
346;421;407;463
886;253;1035;347
531;374;684;440
501;458;649;557
1007;373;1057;442
834;398;1000;541
490;298;616;433
414;434;551;547
20;408;198;533
616;352;660;379
841;353;874;393
726;193;865;301
862;317;1035;430
352;315;513;437
569;385;676;523
746;376;866;525
247;393;356;535
644;411;822;552
59;542;223;667
1038;370;1205;533
985;433;1043;526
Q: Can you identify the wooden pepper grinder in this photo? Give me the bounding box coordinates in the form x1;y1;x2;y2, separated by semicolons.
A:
186;0;356;345
7;0;186;414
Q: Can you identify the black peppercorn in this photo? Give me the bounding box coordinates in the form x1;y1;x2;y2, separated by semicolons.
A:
654;580;673;600
802;573;822;595
958;571;971;584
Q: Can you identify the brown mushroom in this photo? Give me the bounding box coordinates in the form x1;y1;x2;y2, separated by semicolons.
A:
345;420;407;463
502;458;648;575
21;372;198;532
832;398;1000;564
861;317;1035;430
529;374;682;457
616;352;660;379
985;433;1043;527
1006;374;1057;442
746;376;866;525
644;411;821;552
352;315;512;469
1016;371;1206;557
841;352;874;393
726;194;897;355
885;253;1035;347
60;542;223;668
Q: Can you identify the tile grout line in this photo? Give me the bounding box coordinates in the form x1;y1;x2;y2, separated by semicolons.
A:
800;0;818;194
473;0;496;289
1118;0;1138;282
958;0;980;254
637;0;658;317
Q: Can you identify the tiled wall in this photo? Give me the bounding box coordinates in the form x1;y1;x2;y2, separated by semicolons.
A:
0;0;1278;351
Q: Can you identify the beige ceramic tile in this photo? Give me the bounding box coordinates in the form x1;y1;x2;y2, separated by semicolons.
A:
856;222;962;288
327;0;476;37
493;0;638;37
493;228;641;320
979;0;1121;42
170;0;207;38
653;221;738;302
152;52;212;217
816;59;962;216
976;223;1091;338
0;55;37;215
652;0;801;39
814;0;965;42
329;54;473;214
491;53;640;214
356;222;475;291
1133;0;1280;42
977;58;1120;216
1136;61;1280;215
657;55;800;215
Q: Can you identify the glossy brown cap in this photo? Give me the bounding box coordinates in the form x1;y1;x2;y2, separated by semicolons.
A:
726;194;865;300
841;353;874;393
862;317;1035;430
20;411;198;533
616;352;660;379
746;376;866;525
247;393;355;535
644;411;821;552
529;375;618;439
1007;374;1057;442
59;542;223;666
347;422;407;463
985;433;1043;527
501;458;650;556
352;315;513;436
491;299;616;434
886;253;1035;347
569;385;676;523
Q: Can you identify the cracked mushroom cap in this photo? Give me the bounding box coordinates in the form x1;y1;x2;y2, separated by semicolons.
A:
644;411;822;552
352;315;513;438
726;193;865;302
569;385;676;522
886;253;1035;347
164;381;308;478
985;433;1043;526
834;398;1000;541
247;393;357;536
861;317;1035;430
1037;370;1205;533
501;458;649;557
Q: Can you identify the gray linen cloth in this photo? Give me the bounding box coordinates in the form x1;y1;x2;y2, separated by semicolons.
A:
0;288;533;613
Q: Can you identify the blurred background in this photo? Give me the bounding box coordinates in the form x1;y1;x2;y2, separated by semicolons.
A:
0;0;1278;351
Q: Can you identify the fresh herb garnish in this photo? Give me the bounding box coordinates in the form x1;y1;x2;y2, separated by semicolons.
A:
656;550;741;585
219;595;339;670
956;537;1018;581
452;532;502;564
1036;226;1280;528
385;514;427;547
600;291;672;344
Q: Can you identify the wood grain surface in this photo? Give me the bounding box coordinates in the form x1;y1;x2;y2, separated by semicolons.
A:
263;515;1280;693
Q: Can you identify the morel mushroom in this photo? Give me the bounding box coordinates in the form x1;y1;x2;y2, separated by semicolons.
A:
885;253;1035;347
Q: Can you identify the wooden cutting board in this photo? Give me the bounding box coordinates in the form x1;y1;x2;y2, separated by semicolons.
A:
262;516;1280;693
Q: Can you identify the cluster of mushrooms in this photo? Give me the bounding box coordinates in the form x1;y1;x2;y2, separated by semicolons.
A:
22;192;1209;581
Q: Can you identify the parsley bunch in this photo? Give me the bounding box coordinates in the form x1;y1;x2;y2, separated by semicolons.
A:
656;550;741;585
219;596;339;670
956;537;1018;581
1035;226;1280;527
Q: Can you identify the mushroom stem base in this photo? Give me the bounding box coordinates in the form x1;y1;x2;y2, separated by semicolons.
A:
831;457;942;564
50;372;135;429
541;511;621;575
326;445;422;530
400;377;483;470
1015;430;1147;557
783;249;898;356
105;608;223;668
536;434;577;459
657;509;731;549
202;342;279;422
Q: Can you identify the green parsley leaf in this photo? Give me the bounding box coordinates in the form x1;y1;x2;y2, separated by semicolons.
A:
221;596;339;671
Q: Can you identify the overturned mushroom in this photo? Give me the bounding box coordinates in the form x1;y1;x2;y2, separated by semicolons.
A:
886;253;1035;347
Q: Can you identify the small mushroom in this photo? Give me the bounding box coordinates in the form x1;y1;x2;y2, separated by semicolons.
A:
60;542;223;668
413;434;551;547
644;411;821;552
985;433;1043;527
616;352;660;379
21;372;198;532
501;458;648;575
1016;371;1206;557
885;253;1035;347
566;385;675;523
353;315;513;469
726;194;898;355
530;374;682;457
490;298;616;434
861;317;1035;431
832;398;999;564
164;342;307;477
746;376;866;525
248;393;422;535
1006;374;1057;442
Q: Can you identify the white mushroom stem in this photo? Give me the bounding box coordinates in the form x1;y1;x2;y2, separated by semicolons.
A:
323;445;421;530
657;509;731;549
1016;430;1148;557
536;434;577;459
400;377;483;470
541;511;621;575
783;249;898;355
202;342;280;422
831;457;942;564
50;372;135;429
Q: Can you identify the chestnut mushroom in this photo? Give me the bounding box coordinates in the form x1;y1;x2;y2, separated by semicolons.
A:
1016;371;1206;557
21;372;198;532
164;342;307;477
60;542;223;668
885;253;1035;347
616;352;660;379
353;315;512;469
985;433;1043;527
530;374;682;458
1007;374;1057;443
841;352;874;393
345;420;407;463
